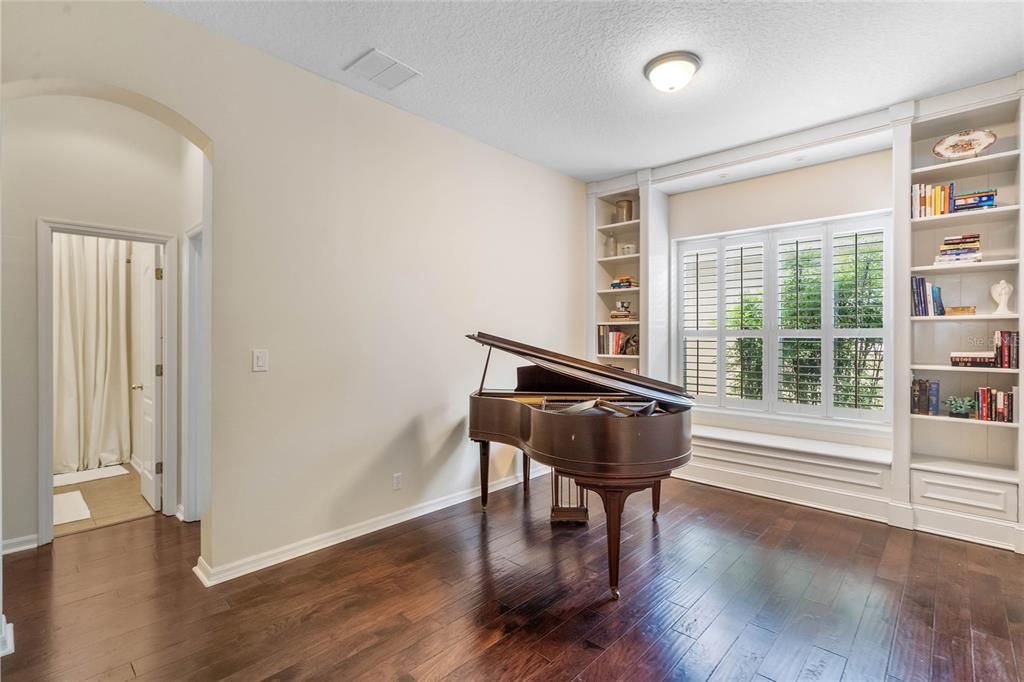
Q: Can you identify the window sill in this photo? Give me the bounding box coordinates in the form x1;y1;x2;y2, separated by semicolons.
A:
692;424;893;467
691;404;891;436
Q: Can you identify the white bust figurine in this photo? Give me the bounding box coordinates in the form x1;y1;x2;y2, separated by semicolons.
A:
991;279;1014;314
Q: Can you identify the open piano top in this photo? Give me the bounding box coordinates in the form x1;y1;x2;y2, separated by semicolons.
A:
466;331;694;413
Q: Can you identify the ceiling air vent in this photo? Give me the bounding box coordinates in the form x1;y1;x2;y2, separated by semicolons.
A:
345;49;420;91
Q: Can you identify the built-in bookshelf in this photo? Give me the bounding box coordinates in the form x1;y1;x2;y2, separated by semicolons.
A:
905;96;1023;530
591;188;643;372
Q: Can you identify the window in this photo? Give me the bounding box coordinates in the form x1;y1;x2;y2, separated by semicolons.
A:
674;213;890;422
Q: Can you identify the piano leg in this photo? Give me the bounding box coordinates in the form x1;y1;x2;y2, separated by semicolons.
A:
522;454;530;496
478;441;490;511
652;480;661;518
594;488;628;600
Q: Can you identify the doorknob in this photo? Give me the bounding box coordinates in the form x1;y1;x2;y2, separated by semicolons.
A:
131;384;144;391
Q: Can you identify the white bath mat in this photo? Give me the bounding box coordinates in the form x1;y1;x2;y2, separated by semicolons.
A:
54;465;129;488
54;491;92;525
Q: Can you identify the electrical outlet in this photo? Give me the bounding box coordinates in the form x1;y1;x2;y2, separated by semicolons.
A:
392;473;402;491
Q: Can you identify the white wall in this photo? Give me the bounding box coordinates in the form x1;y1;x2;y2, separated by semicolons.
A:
2;2;586;569
669;150;893;239
1;94;202;540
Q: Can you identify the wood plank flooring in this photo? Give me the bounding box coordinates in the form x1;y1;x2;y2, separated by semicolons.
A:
5;475;1024;681
54;468;156;537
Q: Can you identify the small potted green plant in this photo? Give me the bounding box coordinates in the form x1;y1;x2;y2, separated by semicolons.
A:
943;396;976;419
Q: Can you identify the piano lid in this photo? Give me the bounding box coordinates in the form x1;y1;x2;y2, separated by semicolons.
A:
467;332;694;411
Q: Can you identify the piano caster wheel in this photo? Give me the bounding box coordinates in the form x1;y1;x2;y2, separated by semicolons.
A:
610;588;620;600
652;511;658;519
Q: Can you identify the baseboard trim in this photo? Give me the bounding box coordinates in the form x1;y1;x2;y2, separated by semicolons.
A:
0;615;14;657
130;456;142;475
913;504;1019;551
2;534;38;555
193;465;548;588
887;501;915;529
176;504;185;522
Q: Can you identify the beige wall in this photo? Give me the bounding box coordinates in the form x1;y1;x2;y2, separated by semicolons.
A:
669;150;893;239
2;2;586;567
2;95;202;540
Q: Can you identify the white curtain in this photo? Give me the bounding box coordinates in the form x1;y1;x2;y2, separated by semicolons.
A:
53;234;132;473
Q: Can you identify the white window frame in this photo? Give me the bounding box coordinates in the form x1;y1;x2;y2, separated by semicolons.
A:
671;210;893;426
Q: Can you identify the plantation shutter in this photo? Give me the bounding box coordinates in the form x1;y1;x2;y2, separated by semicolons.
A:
681;248;718;330
777;338;822;406
723;243;764;402
679;246;718;399
832;228;885;412
724;244;764;330
833;338;884;410
777;237;822;329
681;339;718;397
833;230;884;328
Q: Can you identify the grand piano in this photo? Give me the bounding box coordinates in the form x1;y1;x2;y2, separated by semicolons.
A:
467;332;694;599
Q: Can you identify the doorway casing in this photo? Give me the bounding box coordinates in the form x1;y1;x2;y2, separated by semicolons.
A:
37;219;190;544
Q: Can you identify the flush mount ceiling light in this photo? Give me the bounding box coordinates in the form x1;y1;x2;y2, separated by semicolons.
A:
643;51;701;93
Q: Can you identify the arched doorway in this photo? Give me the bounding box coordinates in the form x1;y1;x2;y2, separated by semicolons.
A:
2;78;213;545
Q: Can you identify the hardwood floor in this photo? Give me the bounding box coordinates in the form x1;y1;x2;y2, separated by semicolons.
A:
5;475;1024;680
54;468;156;537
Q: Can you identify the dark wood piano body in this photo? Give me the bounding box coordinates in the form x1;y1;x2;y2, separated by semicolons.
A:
467;332;693;599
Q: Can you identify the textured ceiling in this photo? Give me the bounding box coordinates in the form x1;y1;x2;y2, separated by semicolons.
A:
156;1;1024;182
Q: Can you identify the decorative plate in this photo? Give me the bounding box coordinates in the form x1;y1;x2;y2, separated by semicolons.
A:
932;129;997;161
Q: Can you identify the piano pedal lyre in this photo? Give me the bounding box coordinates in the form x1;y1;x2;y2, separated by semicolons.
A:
550;472;589;523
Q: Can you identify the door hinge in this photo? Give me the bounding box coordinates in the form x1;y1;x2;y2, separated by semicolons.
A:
156;462;163;475
155;364;163;377
155;267;164;281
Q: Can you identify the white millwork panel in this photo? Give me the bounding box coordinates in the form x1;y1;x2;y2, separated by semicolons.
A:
890;102;915;522
638;170;670;380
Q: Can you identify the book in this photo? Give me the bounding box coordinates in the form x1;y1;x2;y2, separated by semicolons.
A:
945;306;976;316
927;381;940;416
953;190;997;212
911;378;930;415
932;285;945;316
933;232;981;265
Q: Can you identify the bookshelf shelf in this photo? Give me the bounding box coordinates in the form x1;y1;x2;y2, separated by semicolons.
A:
910;204;1020;231
911;150;1020;183
911;364;1020;374
910;414;1018;429
596;218;640;233
598;320;640;326
911;314;1019;322
597;287;641;295
910;454;1018;484
910;258;1019;275
597;253;640;264
596;354;640;360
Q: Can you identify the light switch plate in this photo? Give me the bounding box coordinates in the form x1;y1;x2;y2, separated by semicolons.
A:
251;349;269;372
